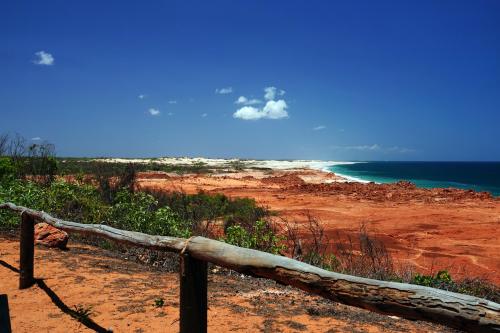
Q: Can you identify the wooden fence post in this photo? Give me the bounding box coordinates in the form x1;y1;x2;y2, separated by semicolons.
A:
0;295;12;333
179;253;207;333
19;212;35;289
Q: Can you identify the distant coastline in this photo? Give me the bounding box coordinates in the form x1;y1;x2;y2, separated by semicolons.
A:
91;157;500;196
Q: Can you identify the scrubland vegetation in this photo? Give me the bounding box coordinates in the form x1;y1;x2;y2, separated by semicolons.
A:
58;158;214;176
0;133;498;302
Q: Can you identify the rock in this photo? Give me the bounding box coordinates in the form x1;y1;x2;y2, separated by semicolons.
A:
395;180;416;189
34;223;69;249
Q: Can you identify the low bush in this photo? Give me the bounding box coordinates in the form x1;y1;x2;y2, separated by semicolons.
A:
44;180;109;223
57;159;213;176
455;277;500;303
412;270;453;288
226;160;246;171
110;189;191;238
145;189;270;237
222;219;285;254
223;197;270;230
0;179;46;229
0;176;272;243
0;157;16;181
1;134;58;184
412;270;499;302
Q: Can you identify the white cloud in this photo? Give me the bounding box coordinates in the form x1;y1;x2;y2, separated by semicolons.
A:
233;100;288;120
353;144;380;151
201;113;208;117
262;100;288;119
31;137;41;141
313;125;326;131
330;144;379;151
331;144;414;153
264;87;277;100
233;86;289;120
233;106;264;120
361;144;380;150
215;87;233;94
148;108;160;116
168;100;177;104
235;96;261;105
33;51;54;66
263;87;286;100
386;146;415;153
236;96;247;104
167;112;174;116
247;99;262;105
138;94;146;99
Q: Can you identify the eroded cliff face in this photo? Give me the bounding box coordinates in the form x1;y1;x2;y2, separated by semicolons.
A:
293;180;493;202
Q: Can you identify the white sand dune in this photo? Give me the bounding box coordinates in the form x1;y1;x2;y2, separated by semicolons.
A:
93;157;356;171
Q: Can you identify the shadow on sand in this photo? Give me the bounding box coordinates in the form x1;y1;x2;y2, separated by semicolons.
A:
0;260;110;333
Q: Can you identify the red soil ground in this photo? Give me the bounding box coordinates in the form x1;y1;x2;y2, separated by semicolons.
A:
135;169;500;283
0;237;456;332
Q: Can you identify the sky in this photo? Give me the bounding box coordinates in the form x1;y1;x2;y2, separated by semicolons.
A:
1;1;499;161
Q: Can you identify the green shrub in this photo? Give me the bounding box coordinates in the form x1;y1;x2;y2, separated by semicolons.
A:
28;155;58;177
223;224;252;248
110;189;158;232
0;178;109;229
412;270;454;289
0;180;45;209
158;192;229;224
0;157;16;181
455;278;500;303
227;160;246;171
410;270;499;301
223;220;285;254
56;159;213;176
153;297;165;308
110;189;191;237
223;197;269;230
0;179;46;229
145;190;271;237
154;207;191;238
43;180;109;223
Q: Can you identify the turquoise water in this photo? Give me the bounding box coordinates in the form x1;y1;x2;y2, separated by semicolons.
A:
328;162;500;197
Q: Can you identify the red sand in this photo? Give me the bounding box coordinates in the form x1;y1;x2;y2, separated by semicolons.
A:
0;238;454;332
136;169;500;283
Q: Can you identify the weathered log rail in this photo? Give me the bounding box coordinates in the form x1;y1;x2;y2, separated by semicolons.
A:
1;202;499;333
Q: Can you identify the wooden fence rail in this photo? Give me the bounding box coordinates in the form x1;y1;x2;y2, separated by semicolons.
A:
1;202;499;333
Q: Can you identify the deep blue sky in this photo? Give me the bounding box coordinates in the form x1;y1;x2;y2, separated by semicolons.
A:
1;1;499;161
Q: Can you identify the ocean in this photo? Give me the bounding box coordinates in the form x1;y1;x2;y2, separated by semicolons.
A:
327;161;500;197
